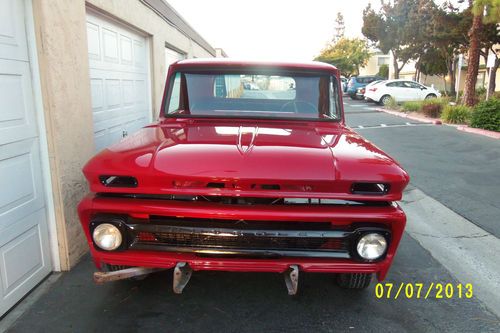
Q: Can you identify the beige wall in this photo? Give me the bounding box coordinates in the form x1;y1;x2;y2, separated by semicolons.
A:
359;53;390;76
33;0;94;269
33;0;214;270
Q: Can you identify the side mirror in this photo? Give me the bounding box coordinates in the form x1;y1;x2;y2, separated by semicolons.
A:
421;87;427;90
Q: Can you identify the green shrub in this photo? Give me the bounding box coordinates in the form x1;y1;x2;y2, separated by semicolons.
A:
377;64;389;79
470;98;500;132
441;105;472;124
476;87;487;96
384;97;399;110
402;101;423;112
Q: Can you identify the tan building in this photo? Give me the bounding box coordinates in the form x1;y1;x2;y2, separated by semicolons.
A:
0;0;220;316
388;52;500;93
359;51;390;77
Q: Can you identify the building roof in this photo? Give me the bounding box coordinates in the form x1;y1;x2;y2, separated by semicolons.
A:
142;0;216;56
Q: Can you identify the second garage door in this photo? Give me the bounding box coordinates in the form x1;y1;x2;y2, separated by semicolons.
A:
86;11;152;152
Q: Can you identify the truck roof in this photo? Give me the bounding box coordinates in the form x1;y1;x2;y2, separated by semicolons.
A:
172;58;338;73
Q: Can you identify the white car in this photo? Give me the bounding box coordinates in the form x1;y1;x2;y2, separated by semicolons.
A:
364;79;441;105
358;80;385;100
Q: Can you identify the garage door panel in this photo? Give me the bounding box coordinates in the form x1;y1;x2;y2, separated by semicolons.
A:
93;111;147;134
102;28;119;64
86;22;101;61
90;78;104;111
0;0;51;317
120;35;133;65
0;0;28;62
123;80;134;105
105;79;121;108
0;138;45;232
134;40;146;69
2;225;42;294
0;209;51;316
87;12;151;152
0;60;37;145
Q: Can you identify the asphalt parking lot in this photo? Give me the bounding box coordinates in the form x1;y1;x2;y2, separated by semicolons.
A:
5;98;500;333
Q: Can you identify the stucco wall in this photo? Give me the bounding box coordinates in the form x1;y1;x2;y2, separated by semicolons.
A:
33;0;215;269
33;0;94;269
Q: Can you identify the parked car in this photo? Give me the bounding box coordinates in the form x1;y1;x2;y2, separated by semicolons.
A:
340;76;348;92
364;79;441;105
346;75;384;100
356;80;385;100
78;59;409;294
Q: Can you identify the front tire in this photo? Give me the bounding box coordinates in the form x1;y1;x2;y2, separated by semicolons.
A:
336;273;372;289
425;94;437;99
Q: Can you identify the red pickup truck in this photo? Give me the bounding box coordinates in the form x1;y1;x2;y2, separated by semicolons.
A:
78;59;409;294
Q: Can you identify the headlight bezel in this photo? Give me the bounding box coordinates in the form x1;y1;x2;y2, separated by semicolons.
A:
90;218;128;252
355;232;389;261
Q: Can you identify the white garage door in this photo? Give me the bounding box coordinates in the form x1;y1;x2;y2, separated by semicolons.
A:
86;12;152;152
0;0;52;316
165;47;185;77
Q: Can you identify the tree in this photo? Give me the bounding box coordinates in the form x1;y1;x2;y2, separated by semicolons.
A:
422;1;470;95
314;38;371;77
478;10;500;97
333;12;345;44
378;64;389;79
463;0;500;105
416;47;449;92
362;0;420;79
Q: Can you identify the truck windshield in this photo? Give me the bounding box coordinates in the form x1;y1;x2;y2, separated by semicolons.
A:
165;71;342;121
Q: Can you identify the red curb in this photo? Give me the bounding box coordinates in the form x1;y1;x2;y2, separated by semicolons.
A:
375;108;499;139
456;126;500;139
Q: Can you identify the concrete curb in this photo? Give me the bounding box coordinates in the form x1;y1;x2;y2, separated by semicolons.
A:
402;188;500;318
375;108;499;139
375;108;442;125
456;126;500;139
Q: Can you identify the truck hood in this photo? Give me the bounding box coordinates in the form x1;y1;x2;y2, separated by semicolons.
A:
83;118;409;201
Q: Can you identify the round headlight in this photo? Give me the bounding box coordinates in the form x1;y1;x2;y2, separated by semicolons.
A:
356;233;387;260
92;223;123;251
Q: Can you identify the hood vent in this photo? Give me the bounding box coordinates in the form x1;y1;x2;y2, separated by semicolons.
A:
351;183;389;195
99;176;138;188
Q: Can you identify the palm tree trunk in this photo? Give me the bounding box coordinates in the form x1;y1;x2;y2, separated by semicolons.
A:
462;6;483;106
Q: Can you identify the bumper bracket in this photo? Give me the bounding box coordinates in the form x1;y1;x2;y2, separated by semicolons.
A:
284;265;299;295
173;262;193;294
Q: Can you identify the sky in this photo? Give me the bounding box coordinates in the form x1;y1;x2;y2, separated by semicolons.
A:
167;0;380;61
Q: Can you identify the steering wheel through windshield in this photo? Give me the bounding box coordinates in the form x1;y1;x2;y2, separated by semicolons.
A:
279;100;317;114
